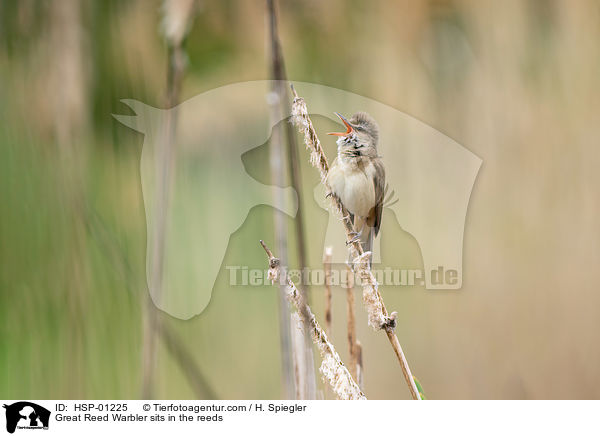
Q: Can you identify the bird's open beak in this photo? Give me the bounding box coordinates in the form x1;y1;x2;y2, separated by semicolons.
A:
327;112;354;136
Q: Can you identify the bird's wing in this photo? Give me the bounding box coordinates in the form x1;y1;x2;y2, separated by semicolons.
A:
371;157;385;237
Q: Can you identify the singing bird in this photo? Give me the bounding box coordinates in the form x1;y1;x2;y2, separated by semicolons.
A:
326;112;385;264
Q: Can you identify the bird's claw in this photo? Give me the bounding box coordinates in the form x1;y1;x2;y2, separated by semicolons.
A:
346;232;362;245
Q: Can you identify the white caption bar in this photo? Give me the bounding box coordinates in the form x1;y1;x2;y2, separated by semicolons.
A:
1;400;597;436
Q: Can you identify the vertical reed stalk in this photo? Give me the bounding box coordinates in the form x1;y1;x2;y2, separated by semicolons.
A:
323;247;333;336
49;0;90;397
266;0;316;399
343;265;363;388
344;266;359;385
142;0;198;399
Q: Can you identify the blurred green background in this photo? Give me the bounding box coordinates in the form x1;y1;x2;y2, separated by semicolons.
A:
1;0;599;399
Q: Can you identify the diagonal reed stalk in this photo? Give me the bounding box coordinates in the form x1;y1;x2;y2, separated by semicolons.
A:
156;319;218;399
86;204;217;399
290;85;422;400
260;240;365;400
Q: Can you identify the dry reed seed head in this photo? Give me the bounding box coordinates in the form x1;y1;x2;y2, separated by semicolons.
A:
287;287;364;399
291;96;328;183
285;282;298;300
309;310;365;400
310;151;321;172
319;354;366;400
353;251;373;275
285;269;364;399
161;0;198;47
290;97;308;125
362;286;387;330
352;252;387;330
259;240;363;398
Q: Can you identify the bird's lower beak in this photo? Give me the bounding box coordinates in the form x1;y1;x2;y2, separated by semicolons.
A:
327;112;354;136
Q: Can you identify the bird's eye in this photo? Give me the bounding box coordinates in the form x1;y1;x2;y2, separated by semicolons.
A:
355;126;364;132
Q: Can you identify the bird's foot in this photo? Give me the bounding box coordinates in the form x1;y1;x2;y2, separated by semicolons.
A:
346;230;362;246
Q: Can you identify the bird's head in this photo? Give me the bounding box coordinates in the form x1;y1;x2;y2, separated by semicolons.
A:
328;111;379;157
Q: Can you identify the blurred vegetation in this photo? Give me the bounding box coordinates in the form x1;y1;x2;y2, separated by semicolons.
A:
1;0;600;399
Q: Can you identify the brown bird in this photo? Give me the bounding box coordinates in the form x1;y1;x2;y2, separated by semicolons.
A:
326;112;385;264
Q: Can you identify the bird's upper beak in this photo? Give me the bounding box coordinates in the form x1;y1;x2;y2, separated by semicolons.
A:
327;112;354;136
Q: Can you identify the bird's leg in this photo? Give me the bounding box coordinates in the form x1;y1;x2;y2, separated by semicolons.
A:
346;218;359;239
347;216;364;246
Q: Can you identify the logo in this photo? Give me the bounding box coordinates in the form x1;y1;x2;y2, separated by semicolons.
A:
3;402;50;434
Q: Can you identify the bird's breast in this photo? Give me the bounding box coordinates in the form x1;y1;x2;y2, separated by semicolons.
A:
327;159;376;218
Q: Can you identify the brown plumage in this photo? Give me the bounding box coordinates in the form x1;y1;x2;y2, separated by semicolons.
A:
326;112;385;264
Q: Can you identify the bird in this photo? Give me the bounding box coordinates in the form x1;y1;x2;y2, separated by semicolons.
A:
326;112;385;266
